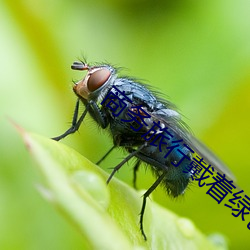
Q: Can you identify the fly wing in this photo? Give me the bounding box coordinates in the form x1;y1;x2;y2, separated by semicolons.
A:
149;109;236;182
185;133;236;181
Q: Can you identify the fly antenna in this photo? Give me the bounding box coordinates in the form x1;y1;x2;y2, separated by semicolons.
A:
71;61;89;71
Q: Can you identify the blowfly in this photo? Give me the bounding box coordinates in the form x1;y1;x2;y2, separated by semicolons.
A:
52;60;235;240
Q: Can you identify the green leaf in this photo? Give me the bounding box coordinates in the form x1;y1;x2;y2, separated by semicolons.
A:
19;128;226;250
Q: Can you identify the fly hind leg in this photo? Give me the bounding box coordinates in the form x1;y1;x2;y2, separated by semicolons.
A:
140;173;166;240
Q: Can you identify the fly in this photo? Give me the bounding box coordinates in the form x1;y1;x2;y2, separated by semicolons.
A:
52;60;235;240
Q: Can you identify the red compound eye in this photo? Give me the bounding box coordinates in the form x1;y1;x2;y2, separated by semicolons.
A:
87;68;111;92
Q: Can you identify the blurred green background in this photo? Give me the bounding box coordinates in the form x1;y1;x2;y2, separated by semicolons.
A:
1;0;250;249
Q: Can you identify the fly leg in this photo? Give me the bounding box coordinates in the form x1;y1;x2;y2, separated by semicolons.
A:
140;173;166;240
107;144;146;184
96;145;116;165
133;160;141;189
52;99;108;141
88;100;107;129
52;99;88;141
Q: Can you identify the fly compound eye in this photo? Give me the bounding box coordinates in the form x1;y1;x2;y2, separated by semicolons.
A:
87;68;111;92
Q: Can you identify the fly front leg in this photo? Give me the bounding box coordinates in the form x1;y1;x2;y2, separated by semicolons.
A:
88;100;108;129
52;99;88;141
52;98;108;141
